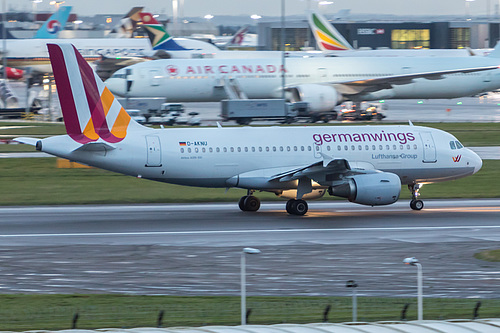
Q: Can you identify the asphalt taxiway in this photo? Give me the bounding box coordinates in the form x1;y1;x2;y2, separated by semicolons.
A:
0;199;499;297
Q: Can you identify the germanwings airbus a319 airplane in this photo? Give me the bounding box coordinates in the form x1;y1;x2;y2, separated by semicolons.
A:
16;44;483;215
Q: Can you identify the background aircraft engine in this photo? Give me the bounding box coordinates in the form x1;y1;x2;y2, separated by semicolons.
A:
328;172;401;205
288;84;341;112
277;189;326;200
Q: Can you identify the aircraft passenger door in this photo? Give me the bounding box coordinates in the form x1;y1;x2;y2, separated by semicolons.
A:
419;132;437;163
313;141;323;159
317;67;328;80
149;69;160;86
146;135;162;167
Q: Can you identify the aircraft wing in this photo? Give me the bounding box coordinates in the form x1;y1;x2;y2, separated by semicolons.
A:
94;56;150;80
269;153;376;183
331;65;499;95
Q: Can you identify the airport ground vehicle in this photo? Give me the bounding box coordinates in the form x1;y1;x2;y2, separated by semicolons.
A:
126;109;147;124
337;102;386;121
221;99;337;125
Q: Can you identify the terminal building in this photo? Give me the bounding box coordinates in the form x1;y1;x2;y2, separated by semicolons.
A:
257;20;500;51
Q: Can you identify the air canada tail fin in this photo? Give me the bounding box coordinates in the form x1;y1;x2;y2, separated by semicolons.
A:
34;6;72;39
139;12;190;50
47;43;142;145
307;11;353;51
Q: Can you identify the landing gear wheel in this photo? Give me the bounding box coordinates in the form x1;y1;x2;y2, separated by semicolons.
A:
243;195;260;212
239;196;249;211
408;183;424;211
410;199;424;211
286;199;308;216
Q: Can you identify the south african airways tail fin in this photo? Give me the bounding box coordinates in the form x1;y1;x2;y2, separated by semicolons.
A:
307;11;353;51
139;12;190;51
34;6;72;39
47;43;143;145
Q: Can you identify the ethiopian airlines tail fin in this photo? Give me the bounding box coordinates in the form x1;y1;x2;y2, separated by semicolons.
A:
139;12;190;51
47;43;143;145
307;11;353;51
34;6;72;39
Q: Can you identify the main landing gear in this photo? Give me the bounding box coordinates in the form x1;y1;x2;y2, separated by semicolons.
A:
238;190;261;212
286;199;308;216
238;191;309;215
408;183;424;211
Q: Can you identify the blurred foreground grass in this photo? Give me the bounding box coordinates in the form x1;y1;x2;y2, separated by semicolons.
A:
0;158;499;206
0;295;499;330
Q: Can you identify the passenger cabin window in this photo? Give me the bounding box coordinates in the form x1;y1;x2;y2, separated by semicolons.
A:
450;141;457;150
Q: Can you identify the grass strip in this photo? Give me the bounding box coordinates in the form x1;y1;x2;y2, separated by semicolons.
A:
0;295;499;331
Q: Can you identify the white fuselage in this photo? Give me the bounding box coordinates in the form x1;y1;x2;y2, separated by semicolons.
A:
39;125;481;190
105;56;500;103
5;38;152;73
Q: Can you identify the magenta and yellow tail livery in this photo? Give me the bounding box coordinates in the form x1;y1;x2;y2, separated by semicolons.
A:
308;12;353;51
48;43;134;144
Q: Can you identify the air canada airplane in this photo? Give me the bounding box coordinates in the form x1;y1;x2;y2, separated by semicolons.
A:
105;43;500;112
16;44;482;215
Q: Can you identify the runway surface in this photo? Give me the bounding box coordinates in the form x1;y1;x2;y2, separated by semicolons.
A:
0;199;499;297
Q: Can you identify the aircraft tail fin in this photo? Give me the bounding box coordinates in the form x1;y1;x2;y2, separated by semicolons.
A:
227;25;250;46
47;43;143;144
487;41;500;58
34;6;72;39
114;6;144;38
307;11;353;51
139;13;190;50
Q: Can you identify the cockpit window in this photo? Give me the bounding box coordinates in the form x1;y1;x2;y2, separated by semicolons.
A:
456;141;464;149
449;141;456;150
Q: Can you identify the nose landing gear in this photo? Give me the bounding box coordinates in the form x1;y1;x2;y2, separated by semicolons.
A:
409;183;424;211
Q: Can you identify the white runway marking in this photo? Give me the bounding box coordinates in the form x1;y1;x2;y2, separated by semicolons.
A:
2;225;500;238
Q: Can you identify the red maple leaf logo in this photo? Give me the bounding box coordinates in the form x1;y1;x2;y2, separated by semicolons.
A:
166;65;179;76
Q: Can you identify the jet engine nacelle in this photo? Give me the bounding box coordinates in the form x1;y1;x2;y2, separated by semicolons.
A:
288;84;341;112
328;172;401;206
277;189;326;200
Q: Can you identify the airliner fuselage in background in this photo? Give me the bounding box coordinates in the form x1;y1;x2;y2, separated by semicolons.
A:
16;43;483;216
4;38;152;74
105;50;500;111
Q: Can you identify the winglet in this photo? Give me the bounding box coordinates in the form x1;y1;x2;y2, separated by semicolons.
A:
47;43;142;144
408;120;414;126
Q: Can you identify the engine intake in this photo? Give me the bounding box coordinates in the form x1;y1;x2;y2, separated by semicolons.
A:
328;172;401;206
288;84;341;112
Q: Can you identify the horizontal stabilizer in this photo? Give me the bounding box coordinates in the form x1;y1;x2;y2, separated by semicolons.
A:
13;137;40;146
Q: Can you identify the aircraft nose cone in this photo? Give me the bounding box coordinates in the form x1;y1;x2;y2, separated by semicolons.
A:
470;150;483;174
105;78;126;96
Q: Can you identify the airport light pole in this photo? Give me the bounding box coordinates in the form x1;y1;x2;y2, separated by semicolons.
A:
346;280;358;322
241;247;261;325
403;257;423;321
